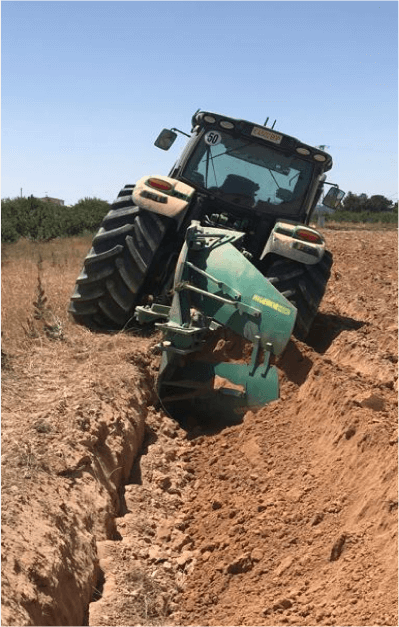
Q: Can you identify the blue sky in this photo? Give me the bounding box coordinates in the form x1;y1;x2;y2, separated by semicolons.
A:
2;1;398;205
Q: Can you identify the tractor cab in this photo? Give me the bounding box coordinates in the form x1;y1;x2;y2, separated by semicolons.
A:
155;111;342;226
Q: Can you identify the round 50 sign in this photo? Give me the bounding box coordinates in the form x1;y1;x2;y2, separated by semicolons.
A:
204;130;222;146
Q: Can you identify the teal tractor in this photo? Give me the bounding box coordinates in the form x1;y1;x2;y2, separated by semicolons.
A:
69;111;344;418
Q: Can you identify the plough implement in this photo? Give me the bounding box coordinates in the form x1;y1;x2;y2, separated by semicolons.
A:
136;221;296;419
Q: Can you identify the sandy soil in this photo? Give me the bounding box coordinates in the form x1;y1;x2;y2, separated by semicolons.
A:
1;225;398;626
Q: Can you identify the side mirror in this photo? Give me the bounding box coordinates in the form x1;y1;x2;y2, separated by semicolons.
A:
154;128;177;151
322;186;345;209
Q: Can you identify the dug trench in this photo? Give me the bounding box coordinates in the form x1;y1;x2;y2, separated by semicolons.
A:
1;227;398;626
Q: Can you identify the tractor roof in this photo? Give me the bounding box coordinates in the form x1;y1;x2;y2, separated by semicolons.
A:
191;110;333;172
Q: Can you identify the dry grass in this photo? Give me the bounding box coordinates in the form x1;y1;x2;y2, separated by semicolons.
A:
1;236;92;353
1;233;155;510
1;234;157;435
1;235;93;491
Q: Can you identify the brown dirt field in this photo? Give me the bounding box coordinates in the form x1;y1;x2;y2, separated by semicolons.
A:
1;226;398;626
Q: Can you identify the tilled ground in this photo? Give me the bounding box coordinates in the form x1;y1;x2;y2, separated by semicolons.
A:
1;226;398;626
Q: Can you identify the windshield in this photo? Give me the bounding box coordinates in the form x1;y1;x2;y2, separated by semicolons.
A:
183;129;313;214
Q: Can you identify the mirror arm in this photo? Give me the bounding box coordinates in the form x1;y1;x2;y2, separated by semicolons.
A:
171;127;191;138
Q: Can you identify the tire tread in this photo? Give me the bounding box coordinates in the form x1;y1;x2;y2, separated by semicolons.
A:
69;186;170;329
264;251;333;340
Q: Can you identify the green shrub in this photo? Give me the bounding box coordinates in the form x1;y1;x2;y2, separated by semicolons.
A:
325;210;397;224
1;196;110;243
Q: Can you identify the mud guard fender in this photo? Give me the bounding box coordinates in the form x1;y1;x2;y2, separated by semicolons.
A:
132;175;195;221
260;221;326;266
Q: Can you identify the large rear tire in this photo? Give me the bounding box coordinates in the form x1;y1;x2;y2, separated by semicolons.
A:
264;251;333;340
69;185;171;330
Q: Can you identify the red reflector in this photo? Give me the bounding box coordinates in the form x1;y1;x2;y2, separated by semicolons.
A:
296;229;322;244
147;178;173;192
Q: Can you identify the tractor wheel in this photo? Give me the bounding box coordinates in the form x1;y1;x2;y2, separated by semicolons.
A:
69;185;171;330
264;251;333;340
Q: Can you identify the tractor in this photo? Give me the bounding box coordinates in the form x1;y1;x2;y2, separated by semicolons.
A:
69;111;344;418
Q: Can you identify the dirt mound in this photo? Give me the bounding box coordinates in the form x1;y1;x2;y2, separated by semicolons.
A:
1;227;397;626
1;329;156;625
173;351;397;626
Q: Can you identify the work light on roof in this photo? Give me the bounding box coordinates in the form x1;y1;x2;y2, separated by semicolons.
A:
296;147;310;156
204;115;216;123
313;154;326;162
220;120;234;129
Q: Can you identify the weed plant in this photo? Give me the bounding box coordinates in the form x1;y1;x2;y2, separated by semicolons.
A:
1;236;92;352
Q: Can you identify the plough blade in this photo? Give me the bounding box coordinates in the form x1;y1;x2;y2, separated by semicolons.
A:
157;357;279;422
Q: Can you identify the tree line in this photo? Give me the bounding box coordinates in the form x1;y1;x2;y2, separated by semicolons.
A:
2;190;397;244
340;192;397;213
323;191;397;225
1;196;110;243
